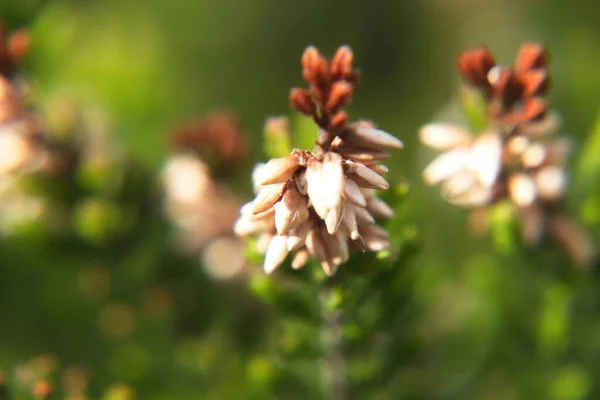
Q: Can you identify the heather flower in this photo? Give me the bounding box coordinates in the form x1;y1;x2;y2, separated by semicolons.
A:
0;22;29;79
235;46;403;276
421;43;596;266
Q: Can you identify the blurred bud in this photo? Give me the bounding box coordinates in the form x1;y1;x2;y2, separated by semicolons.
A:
325;81;353;114
520;69;549;97
289;88;316;116
98;302;135;340
143;286;173;317
102;384;135;400
515;43;548;74
61;367;89;395
301;46;329;90
7;30;30;65
33;381;54;399
331;45;354;78
457;46;496;91
201;236;246;280
77;267;111;301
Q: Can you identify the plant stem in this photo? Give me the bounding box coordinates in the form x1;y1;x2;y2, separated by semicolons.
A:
320;280;347;400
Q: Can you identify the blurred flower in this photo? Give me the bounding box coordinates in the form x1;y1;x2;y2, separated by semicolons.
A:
163;110;251;280
102;384;135;400
142;285;174;317
201;236;246;280
162;153;241;251
99;302;136;340
61;367;90;396
422;43;596;266
32;380;54;399
77;266;111;301
169;110;247;173
0;21;30;79
235;46;403;276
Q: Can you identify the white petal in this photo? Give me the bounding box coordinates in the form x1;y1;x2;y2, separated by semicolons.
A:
366;197;394;219
419;123;473;150
508;173;537;207
306;160;328;218
264;235;289;274
251;183;286;214
291;249;310;270
346;160;389;190
467;131;502;188
343;178;367;207
353;126;404;150
521;143;546;169
423;148;469;185
348;203;375;225
321;152;344;211
325;201;345;234
287;221;311;251
535;166;566;201
341;206;360;240
256;154;300;186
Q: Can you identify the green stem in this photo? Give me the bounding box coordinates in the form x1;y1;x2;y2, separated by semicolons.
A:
320;280;347;400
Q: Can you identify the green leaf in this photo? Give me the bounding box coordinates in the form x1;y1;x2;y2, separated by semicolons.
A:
575;111;600;195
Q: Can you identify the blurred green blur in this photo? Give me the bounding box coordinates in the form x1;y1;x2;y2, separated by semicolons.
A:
1;0;600;398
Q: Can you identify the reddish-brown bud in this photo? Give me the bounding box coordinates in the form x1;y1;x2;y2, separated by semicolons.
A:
519;69;549;97
457;47;496;89
8;29;30;63
331;45;354;79
329;111;348;130
289;88;316;116
521;98;548;122
325;81;353;113
301;46;329;90
493;69;524;108
507;98;547;124
515;43;548;74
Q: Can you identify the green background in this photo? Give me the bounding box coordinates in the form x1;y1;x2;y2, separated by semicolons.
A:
1;0;600;398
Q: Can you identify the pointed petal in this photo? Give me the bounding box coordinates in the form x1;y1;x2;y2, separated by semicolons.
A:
341;206;360;240
366;196;394;219
352;126;404;150
345;160;389;190
256;154;300;186
251;183;286;214
306;159;328;218
264;235;289;274
291;249;310;270
325;201;345;234
348;203;375;225
321;152;344;211
343;178;367;206
305;228;328;263
287;221;311;251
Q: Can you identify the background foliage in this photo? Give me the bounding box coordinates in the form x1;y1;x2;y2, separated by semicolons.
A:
1;0;599;398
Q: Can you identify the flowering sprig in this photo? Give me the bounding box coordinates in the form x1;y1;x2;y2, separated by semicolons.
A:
420;43;596;266
235;46;403;276
0;22;29;79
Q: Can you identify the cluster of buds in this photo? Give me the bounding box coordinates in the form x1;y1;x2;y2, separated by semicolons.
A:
0;23;46;176
421;43;595;265
169;111;248;172
235;46;403;276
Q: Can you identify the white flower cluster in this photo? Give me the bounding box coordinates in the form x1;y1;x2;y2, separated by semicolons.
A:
235;125;403;276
